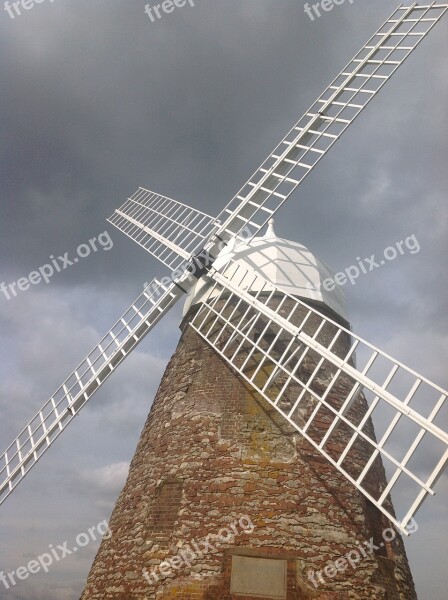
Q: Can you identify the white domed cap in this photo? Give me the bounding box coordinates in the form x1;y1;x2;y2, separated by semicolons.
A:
183;221;348;322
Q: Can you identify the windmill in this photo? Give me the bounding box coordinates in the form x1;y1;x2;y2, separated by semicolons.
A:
1;3;448;597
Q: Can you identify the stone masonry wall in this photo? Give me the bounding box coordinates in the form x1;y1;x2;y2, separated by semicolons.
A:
81;301;417;600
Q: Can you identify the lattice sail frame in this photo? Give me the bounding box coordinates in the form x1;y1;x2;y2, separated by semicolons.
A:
189;259;448;534
0;278;185;506
210;2;448;245
108;188;218;271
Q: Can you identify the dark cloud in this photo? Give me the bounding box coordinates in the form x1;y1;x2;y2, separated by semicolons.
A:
0;1;447;598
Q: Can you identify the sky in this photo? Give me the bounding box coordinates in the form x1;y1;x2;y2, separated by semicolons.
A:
0;0;447;598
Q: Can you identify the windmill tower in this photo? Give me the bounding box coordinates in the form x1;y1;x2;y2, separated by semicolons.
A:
1;4;448;600
80;223;417;599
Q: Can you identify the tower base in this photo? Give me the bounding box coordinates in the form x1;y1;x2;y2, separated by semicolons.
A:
81;307;417;600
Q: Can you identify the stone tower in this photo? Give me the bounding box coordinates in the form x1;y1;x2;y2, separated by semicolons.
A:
81;225;417;600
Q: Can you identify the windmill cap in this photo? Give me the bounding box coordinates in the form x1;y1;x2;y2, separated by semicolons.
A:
183;223;348;322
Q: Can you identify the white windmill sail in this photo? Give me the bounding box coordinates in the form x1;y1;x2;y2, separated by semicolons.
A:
107;6;448;274
108;6;448;270
108;188;218;271
0;278;185;506
189;258;448;534
207;2;448;246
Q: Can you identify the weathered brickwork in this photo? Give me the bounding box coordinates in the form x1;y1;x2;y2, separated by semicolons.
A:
80;301;417;600
147;479;184;544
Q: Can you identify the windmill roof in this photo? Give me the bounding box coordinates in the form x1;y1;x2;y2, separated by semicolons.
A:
183;220;348;322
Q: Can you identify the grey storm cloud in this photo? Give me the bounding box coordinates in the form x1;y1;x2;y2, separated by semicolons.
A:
0;1;447;598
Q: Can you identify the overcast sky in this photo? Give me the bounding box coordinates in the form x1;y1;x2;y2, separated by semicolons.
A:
0;1;447;598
